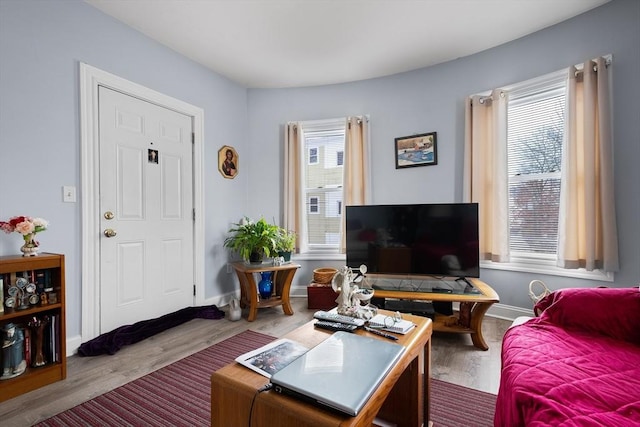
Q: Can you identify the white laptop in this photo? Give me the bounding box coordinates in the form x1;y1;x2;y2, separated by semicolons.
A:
269;331;405;416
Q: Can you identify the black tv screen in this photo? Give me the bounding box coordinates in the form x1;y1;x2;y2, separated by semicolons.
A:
345;203;480;278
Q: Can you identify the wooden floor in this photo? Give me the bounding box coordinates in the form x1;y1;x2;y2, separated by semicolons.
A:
0;298;511;426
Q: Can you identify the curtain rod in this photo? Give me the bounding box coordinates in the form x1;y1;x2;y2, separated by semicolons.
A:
475;56;612;105
574;57;612;77
478;91;505;105
287;115;368;129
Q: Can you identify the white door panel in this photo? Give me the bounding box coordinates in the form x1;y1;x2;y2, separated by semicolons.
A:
99;86;194;333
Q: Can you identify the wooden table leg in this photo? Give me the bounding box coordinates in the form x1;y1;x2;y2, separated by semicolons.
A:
276;269;295;315
424;337;431;424
469;302;493;351
243;272;259;322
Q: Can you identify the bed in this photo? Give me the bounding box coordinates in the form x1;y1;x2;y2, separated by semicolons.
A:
495;286;640;426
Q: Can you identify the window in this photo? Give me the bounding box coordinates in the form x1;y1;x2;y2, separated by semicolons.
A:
301;119;346;251
507;79;565;257
308;147;318;165
479;71;612;281
308;196;319;214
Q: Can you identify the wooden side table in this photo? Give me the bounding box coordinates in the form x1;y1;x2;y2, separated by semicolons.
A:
231;262;301;321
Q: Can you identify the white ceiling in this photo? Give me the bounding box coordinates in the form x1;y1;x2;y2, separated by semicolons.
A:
84;0;610;89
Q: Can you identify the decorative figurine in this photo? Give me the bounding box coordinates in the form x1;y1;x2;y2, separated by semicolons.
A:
1;323;27;380
331;265;376;319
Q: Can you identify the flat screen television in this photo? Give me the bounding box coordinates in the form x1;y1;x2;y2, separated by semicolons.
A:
345;203;480;278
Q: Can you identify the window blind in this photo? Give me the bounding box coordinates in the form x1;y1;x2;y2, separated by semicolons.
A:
507;86;565;255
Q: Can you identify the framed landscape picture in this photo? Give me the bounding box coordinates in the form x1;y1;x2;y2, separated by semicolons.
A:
395;132;437;169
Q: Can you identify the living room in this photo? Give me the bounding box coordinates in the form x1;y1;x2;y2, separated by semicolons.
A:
0;0;638;424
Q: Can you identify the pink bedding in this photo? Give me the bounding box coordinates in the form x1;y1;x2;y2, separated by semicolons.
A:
495;287;640;426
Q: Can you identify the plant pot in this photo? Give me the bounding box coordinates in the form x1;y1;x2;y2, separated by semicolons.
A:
278;251;291;262
249;251;264;264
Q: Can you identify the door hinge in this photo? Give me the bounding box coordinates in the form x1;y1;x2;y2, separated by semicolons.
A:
193;284;196;296
193;208;196;221
192;133;195;144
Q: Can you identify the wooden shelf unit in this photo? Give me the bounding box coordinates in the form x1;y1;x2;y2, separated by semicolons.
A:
0;253;66;402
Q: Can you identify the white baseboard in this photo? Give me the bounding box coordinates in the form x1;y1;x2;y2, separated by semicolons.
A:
67;334;82;357
483;303;534;321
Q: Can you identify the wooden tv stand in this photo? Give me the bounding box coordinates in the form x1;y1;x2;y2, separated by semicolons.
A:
370;277;499;350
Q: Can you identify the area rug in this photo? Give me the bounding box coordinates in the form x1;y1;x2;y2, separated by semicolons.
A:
37;330;497;427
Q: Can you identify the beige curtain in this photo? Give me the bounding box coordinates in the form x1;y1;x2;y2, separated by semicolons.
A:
463;89;510;262
283;122;303;253
340;116;371;252
557;57;619;272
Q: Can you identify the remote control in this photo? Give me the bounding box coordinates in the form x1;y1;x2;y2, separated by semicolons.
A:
314;320;358;333
313;310;365;326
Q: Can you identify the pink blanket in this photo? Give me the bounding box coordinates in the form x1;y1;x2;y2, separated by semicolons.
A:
495;287;640;426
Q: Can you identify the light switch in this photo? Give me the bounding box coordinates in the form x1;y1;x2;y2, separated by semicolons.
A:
63;186;77;203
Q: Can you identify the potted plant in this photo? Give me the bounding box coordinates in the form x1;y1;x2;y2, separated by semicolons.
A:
276;228;296;262
223;217;279;264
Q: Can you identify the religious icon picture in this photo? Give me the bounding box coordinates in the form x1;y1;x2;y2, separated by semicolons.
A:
218;145;238;179
148;149;159;164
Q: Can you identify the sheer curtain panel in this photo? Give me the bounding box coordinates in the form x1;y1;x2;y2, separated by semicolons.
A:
558;57;619;272
283;122;304;253
464;89;510;262
340;116;371;252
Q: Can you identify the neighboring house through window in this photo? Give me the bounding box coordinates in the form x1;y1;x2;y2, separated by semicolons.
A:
284;115;370;257
302;119;345;251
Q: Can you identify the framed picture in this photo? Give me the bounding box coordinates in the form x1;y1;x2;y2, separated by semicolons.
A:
394;132;437;169
218;145;238;179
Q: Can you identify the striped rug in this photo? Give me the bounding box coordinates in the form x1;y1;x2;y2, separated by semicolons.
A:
37;330;496;427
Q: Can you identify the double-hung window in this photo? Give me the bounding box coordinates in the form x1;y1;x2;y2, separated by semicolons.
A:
301;119;346;251
507;78;565;260
477;69;613;281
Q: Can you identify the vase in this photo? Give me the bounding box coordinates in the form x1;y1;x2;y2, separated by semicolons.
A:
29;317;48;367
258;272;273;300
20;234;39;257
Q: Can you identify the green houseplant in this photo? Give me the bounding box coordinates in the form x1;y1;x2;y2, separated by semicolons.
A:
276;228;296;262
223;217;280;264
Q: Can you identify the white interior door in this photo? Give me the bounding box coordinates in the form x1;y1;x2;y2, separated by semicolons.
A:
98;86;194;333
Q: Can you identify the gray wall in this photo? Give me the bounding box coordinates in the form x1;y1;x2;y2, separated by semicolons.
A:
246;0;640;308
0;0;249;340
0;0;638;344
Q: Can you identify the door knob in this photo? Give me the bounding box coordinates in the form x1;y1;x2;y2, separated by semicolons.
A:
104;211;114;220
103;229;117;238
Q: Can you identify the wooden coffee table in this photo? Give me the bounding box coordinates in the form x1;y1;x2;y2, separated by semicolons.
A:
211;310;433;427
370;277;499;350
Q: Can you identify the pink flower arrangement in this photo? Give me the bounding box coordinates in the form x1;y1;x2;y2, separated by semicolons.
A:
0;216;49;244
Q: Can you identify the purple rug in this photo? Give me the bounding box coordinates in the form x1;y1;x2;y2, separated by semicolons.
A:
37;330;496;426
